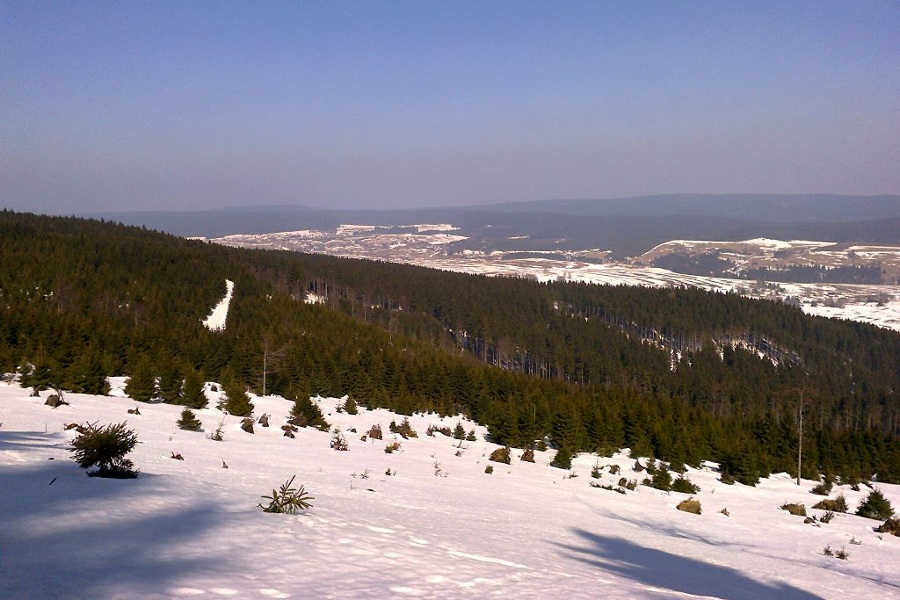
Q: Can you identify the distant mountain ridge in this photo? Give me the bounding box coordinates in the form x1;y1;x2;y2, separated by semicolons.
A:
85;194;900;257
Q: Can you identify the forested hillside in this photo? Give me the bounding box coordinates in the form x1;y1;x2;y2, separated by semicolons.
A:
2;211;899;483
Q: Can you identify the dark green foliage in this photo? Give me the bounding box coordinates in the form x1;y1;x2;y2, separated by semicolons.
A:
219;378;253;417
157;360;183;404
124;357;156;402
810;480;833;496
453;421;466;440
2;212;900;486
69;422;138;478
489;446;511;465
550;446;573;470
177;409;203;431
671;475;700;494
856;489;894;520
649;466;673;491
343;395;358;415
181;369;208;409
289;395;329;430
390;417;418;439
258;476;314;513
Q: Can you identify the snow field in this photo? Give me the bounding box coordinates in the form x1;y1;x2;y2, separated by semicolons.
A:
2;381;899;599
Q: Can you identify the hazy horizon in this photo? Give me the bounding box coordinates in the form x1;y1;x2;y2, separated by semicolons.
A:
3;2;899;215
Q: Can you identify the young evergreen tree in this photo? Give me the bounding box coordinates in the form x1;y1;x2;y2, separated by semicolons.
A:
181;369;208;409
124;357;156;402
177;409;203;431
157;361;183;404
219;378;254;417
289;395;329;430
69;422;138;478
550;445;573;470
856;489;895;520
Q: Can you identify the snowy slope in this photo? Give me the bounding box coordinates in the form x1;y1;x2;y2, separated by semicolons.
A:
2;382;899;599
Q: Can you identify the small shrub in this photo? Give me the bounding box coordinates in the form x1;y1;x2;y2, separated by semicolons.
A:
876;517;900;537
810;480;833;496
257;413;270;427
609;464;621;475
177;409;203;431
466;429;477;442
69;421;138;478
330;429;348;451
823;545;834;557
389;417;418;439
384;441;401;454
781;502;807;517
649;466;673;492
489;446;511;465
633;459;645;473
720;471;736;485
856;489;894;520
240;417;255;434
520;447;535;463
367;424;383;440
812;494;848;513
834;547;849;560
618;477;638;491
671;475;700;494
343;396;358;415
720;507;730;517
258;475;314;514
484;465;494;474
820;511;835;524
289;396;329;431
426;424;452;437
550;446;573;470
208;419;225;441
452;422;466;440
849;537;861;545
677;498;702;515
45;393;69;408
590;462;602;479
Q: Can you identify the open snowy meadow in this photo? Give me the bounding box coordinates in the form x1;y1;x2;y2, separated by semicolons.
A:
2;380;899;599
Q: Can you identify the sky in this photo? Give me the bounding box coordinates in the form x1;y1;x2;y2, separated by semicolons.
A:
2;1;899;215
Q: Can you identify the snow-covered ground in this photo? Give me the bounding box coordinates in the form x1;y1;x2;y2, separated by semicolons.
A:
201;279;234;332
2;381;898;599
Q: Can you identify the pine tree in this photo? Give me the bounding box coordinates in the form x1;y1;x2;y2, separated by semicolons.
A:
219;378;253;417
856;489;894;520
181;369;208;409
177;409;203;431
69;422;138;478
550;445;573;469
124;357;156;402
289;395;329;430
157;361;183;404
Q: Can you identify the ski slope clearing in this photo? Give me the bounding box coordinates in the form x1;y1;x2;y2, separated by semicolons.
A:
201;279;234;332
2;382;899;599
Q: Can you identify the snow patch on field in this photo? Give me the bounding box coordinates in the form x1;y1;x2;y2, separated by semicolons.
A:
2;382;899;599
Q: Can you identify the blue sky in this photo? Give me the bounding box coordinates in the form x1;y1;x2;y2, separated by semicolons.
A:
2;1;898;214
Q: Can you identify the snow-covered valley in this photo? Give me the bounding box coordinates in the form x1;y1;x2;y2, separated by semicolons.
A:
2;381;899;599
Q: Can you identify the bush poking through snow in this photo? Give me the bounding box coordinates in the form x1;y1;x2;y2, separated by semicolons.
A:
781;503;807;517
384;441;401;454
484;465;494;474
367;424;383;440
288;396;329;431
209;419;225;441
856;489;894;520
69;421;138;478
671;475;700;494
876;517;900;537
389;418;417;439
677;498;702;515
241;417;255;434
258;475;314;514
330;429;348;451
343;396;358;415
812;495;848;513
489;446;511;465
177;409;203;431
521;447;535;463
810;480;833;496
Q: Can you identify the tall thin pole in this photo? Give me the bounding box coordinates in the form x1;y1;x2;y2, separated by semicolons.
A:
797;388;803;486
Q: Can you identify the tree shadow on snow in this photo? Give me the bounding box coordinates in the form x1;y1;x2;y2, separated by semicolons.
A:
555;528;824;600
0;431;229;599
